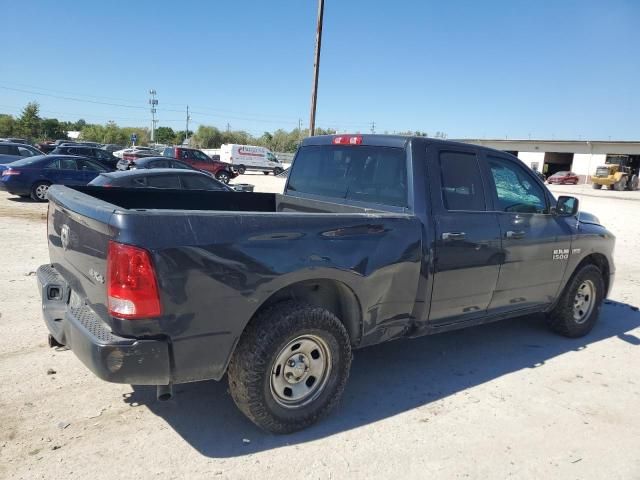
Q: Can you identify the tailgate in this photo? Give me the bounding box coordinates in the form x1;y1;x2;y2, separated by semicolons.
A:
47;186;115;324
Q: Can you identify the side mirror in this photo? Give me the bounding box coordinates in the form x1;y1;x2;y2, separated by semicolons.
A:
555;196;579;216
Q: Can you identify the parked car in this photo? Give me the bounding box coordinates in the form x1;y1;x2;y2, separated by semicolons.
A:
89;168;233;191
547;171;579;185
0;155;107;201
35;141;57;154
115;156;255;192
162;146;237;183
0;142;44;163
37;134;614;433
113;146;158;159
50;145;118;170
1;137;29;144
220;143;283;175
116;156;200;171
102;144;125;153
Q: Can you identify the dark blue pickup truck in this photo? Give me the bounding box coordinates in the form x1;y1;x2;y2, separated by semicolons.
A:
37;135;615;433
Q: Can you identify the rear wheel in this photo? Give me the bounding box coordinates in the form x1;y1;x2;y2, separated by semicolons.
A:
614;179;627;191
592;183;602;189
547;264;604;338
31;181;51;202
216;171;231;184
627;174;639;191
237;165;246;175
263;171;270;175
228;301;352;434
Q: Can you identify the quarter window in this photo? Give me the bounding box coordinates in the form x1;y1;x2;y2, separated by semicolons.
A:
438;151;486;211
488;156;547;213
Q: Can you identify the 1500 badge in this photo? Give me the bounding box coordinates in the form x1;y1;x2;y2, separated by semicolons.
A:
553;248;570;260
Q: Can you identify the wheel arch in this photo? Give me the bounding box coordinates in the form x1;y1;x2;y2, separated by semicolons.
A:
568;253;611;298
248;279;363;347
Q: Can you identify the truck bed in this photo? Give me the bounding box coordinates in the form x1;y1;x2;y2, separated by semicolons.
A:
70;185;391;214
45;185;423;384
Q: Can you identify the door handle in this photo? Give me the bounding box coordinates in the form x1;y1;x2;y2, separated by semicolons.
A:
442;232;466;241
506;230;526;239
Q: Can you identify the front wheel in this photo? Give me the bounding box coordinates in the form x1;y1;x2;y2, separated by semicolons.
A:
31;181;51;202
216;171;231;184
614;179;627;191
274;167;283;175
546;264;604;337
237;165;246;175
263;171;270;175
592;183;602;190
228;301;352;434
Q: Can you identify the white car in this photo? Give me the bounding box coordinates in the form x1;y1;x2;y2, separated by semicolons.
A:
113;146;158;159
220;144;283;175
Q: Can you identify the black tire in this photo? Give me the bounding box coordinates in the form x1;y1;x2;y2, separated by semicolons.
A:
216;171;231;184
274;167;283;175
592;183;602;190
30;181;51;202
237;165;246;175
547;264;604;338
228;301;352;434
263;171;270;175
614;179;626;191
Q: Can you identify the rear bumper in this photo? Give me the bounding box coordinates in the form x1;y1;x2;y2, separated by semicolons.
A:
37;264;171;385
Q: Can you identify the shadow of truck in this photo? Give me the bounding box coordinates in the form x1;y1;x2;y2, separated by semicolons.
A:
124;301;639;458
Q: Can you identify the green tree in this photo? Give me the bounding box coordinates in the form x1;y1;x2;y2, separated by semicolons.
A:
193;125;223;148
41;118;66;140
154;126;175;144
0;114;16;137
174;130;193;145
17;102;42;140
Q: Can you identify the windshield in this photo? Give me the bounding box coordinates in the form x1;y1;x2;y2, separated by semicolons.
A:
287;145;407;208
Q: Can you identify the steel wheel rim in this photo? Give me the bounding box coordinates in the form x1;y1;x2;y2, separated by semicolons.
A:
270;334;332;409
35;184;49;200
573;280;595;324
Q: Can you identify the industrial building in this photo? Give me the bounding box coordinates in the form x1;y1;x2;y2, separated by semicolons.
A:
461;139;640;183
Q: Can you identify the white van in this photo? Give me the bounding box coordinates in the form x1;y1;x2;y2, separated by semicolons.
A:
220;144;283;175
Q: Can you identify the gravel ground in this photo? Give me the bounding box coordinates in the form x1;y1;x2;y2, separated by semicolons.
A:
0;176;639;480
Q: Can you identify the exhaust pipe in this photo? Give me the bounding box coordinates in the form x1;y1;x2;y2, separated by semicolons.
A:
48;334;64;348
157;383;173;401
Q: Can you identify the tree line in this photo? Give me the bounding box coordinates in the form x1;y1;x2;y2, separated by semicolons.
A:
0;102;444;153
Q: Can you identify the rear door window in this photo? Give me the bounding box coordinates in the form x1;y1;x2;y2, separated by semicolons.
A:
438;151;486;211
149;159;170;168
146;175;181;189
59;158;78;170
18;146;34;157
287;145;407;207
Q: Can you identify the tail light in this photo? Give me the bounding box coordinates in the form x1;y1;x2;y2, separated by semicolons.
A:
332;135;363;145
107;241;162;319
2;169;20;176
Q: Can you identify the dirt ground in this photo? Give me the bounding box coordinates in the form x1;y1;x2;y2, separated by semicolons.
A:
0;176;639;480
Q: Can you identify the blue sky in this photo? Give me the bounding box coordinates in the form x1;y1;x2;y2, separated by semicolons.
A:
1;0;638;139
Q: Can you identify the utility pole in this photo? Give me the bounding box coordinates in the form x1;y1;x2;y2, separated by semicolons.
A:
226;123;231;133
370;121;376;134
298;118;303;141
149;89;158;143
185;105;190;145
308;0;324;136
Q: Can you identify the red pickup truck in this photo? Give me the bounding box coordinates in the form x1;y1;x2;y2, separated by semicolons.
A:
162;147;237;183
